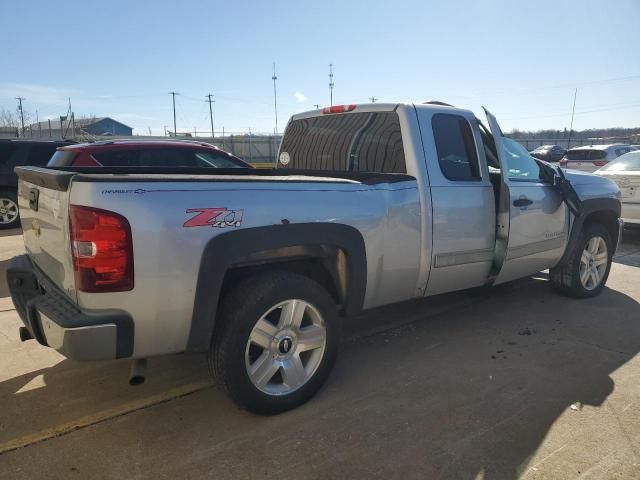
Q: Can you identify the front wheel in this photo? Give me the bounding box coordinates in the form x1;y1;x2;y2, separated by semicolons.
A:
550;223;613;298
210;272;341;415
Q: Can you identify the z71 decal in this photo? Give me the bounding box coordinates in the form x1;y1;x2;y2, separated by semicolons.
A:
183;208;244;228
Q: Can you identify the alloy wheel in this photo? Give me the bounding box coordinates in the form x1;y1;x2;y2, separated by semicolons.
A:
245;299;326;396
0;198;18;225
579;236;608;291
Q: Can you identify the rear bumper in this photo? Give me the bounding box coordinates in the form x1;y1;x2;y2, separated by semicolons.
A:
6;255;133;360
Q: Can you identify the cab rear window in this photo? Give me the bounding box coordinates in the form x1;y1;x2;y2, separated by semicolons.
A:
279;112;406;173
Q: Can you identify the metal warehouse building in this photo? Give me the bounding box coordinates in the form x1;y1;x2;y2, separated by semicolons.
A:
27;117;133;138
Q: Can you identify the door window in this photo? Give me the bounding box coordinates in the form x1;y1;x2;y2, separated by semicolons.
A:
431;114;480;181
501;138;544;183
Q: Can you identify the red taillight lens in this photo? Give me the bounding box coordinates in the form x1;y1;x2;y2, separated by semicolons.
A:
593;161;607;167
322;104;356;114
69;205;134;292
560;158;568;167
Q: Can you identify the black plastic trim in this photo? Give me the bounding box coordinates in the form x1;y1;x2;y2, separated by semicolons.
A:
14;166;75;192
6;255;134;358
187;223;367;352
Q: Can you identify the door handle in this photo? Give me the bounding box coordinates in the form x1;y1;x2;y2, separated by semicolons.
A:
513;197;533;207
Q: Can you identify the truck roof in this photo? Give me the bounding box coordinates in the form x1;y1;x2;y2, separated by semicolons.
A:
289;101;473;122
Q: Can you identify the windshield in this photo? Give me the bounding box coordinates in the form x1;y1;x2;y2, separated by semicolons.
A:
599;151;640;171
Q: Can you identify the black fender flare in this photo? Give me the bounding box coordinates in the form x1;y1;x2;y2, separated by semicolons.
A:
556;197;621;267
187;223;367;352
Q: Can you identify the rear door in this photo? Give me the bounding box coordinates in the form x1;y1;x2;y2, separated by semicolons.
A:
484;109;569;285
416;108;496;296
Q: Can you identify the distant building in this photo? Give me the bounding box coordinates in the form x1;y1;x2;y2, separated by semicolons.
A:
27;117;133;138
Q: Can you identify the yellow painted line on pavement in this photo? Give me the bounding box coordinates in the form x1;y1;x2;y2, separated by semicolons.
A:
0;379;212;455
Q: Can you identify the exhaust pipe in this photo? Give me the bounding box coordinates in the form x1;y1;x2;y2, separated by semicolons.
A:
19;327;33;342
129;359;147;386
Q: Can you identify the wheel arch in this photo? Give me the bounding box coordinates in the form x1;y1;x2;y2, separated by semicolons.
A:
557;197;621;267
187;223;367;352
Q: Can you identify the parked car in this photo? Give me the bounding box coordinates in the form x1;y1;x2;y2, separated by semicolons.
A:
47;139;252;169
529;144;566;162
560;144;633;172
0;139;75;229
8;103;622;414
595;150;640;223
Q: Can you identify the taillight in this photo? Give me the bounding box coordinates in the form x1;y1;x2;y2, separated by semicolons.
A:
593;161;607;167
69;205;134;292
560;158;568;167
322;104;356;114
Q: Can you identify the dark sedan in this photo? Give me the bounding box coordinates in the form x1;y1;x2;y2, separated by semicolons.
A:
530;144;566;162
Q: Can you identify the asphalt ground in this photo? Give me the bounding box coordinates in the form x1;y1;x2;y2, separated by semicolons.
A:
1;227;640;479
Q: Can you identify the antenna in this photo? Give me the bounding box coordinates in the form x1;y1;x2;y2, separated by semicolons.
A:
272;62;279;134
169;91;180;136
328;63;334;106
567;88;578;149
205;94;216;138
15;97;26;136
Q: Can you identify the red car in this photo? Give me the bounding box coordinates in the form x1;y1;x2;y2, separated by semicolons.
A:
47;139;252;169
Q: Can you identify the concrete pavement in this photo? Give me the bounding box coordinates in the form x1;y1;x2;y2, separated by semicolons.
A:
1;227;640;479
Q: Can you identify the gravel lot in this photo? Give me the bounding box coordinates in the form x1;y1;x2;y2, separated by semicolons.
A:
1;227;640;479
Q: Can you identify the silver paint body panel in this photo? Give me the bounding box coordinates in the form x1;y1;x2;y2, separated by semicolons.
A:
16;103;620;359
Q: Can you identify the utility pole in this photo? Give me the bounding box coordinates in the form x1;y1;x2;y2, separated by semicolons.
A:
15;97;26;136
169;91;179;137
567;88;578;149
205;94;216;138
163;125;168;137
36;110;41;137
313;104;321;110
272;63;279;134
328;63;334;106
369;97;378;103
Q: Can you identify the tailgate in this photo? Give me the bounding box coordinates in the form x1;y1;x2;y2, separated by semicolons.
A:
15;167;76;298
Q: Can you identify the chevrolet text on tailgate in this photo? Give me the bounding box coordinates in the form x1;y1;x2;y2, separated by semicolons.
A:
8;103;622;414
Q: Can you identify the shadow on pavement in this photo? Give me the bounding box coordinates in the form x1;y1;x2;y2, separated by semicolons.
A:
0;228;21;239
1;275;639;479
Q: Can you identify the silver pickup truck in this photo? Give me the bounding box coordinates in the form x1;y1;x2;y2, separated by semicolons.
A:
7;103;622;414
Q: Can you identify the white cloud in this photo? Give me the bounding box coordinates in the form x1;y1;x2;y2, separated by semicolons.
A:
0;82;78;105
293;91;307;103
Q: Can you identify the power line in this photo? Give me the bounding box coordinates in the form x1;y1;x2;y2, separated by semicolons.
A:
205;94;216;137
169;91;179;136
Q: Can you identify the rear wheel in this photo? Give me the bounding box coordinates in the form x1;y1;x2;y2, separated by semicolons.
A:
550;223;613;298
210;271;341;415
0;190;19;230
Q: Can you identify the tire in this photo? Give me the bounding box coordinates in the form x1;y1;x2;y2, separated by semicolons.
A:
0;190;20;230
550;223;613;298
209;271;341;415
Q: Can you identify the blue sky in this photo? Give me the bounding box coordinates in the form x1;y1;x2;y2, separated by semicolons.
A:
1;0;639;135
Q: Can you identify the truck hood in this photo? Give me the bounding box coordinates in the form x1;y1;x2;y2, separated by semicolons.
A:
562;168;620;201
